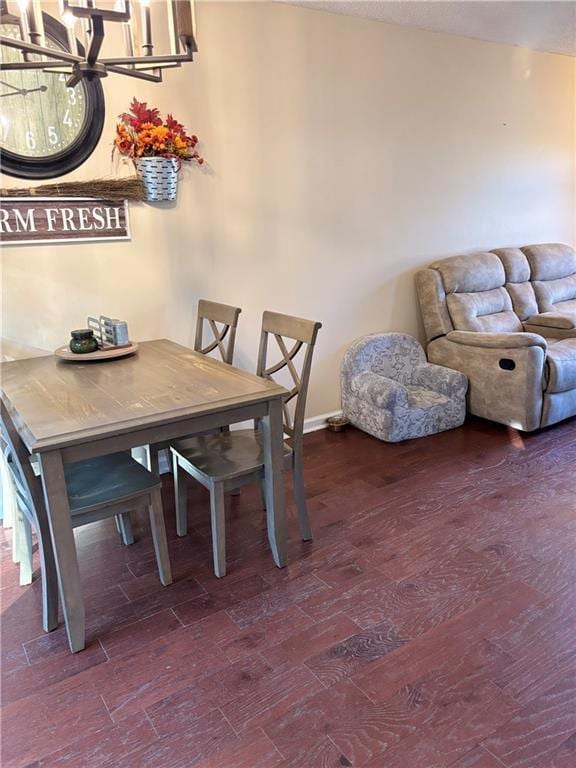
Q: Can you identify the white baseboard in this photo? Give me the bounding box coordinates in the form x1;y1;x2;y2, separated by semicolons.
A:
303;410;343;434
228;410;344;435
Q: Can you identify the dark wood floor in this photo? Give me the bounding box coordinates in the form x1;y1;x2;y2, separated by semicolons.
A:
1;417;575;767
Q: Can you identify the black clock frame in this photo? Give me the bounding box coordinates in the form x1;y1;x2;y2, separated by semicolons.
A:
0;12;105;180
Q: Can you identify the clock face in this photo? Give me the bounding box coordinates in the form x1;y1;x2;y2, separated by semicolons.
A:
0;13;105;179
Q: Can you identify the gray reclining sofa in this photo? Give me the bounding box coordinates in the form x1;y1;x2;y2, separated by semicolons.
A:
416;243;576;431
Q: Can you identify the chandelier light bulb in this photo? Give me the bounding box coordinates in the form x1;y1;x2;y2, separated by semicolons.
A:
61;9;77;28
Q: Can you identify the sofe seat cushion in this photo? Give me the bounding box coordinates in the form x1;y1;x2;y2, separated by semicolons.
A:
546;339;576;394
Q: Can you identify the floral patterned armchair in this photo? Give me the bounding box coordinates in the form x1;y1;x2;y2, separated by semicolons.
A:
341;333;468;442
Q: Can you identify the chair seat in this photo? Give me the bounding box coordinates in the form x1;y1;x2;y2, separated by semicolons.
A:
404;385;450;409
546;338;576;393
64;453;160;514
172;430;292;482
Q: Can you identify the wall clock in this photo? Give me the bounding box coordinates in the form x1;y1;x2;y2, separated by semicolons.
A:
0;12;105;179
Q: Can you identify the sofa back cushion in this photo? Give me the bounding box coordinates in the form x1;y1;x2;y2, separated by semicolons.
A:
492;247;538;321
522;244;576;315
414;269;454;341
430;252;522;333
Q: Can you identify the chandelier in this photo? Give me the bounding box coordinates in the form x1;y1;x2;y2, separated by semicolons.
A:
0;0;197;84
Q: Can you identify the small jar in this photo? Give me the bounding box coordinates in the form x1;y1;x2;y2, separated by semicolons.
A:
69;329;99;354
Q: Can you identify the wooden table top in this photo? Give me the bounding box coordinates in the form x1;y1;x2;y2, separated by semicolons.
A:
1;339;286;453
1;337;50;363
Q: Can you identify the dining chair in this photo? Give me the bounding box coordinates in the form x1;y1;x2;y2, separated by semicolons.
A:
1;445;32;586
1;403;173;639
171;311;322;577
143;299;243;477
194;299;242;365
1;339;51;590
0;426;58;632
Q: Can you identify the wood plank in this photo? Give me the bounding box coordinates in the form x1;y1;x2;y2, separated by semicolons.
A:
481;673;576;768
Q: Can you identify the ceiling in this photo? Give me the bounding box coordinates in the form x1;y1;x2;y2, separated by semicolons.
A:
282;1;576;57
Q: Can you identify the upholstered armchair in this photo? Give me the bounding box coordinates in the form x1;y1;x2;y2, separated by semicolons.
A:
341;333;468;442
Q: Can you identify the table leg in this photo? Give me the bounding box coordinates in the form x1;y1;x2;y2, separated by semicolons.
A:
39;450;85;653
261;398;287;568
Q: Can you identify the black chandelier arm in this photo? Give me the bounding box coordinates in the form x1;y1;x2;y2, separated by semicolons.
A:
107;64;163;82
0;60;70;69
100;51;193;66
0;34;81;62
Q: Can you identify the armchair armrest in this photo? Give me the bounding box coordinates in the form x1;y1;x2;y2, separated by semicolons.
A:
525;312;576;330
408;363;468;397
446;331;547;351
348;371;407;409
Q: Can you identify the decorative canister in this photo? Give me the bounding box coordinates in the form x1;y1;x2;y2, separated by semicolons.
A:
69;329;99;354
326;415;350;433
135;157;179;202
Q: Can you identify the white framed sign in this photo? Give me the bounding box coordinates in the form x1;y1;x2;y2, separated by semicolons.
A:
0;197;131;245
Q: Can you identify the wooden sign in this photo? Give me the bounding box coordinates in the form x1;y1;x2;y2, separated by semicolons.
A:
0;197;131;245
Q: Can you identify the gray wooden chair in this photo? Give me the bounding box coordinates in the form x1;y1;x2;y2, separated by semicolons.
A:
1;443;34;588
144;299;242;477
1;404;172;639
1;423;58;633
194;299;242;365
171;311;322;577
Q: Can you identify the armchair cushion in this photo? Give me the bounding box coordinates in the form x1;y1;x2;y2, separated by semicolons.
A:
404;386;452;409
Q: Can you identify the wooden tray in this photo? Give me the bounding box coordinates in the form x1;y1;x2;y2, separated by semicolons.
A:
55;342;139;362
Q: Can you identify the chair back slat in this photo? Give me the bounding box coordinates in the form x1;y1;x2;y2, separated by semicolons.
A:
1;402;45;527
256;311;322;447
194;300;242;365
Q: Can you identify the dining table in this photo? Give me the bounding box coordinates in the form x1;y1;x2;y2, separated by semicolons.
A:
0;339;289;652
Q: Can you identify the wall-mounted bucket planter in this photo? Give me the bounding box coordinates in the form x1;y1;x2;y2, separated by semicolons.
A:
135;157;179;202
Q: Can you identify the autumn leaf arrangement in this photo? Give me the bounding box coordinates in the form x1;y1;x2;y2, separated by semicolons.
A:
114;98;204;165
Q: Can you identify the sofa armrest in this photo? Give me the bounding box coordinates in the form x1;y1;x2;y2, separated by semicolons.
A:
525;312;576;330
446;330;547;351
407;363;468;397
347;371;407;409
427;334;547;432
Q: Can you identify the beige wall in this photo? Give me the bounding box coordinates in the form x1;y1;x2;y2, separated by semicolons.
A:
2;2;574;417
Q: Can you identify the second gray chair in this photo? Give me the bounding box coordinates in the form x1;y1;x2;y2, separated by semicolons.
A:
171;311;322;577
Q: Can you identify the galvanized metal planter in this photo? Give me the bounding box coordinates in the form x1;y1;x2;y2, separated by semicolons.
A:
135;157;179;202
